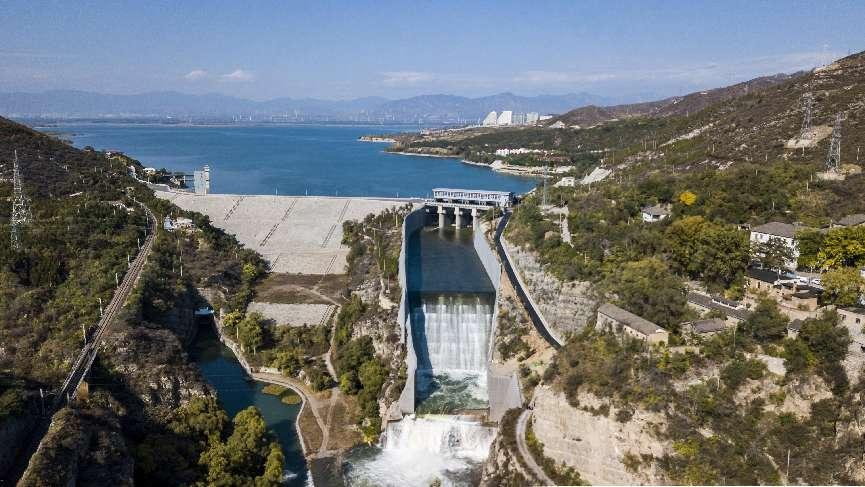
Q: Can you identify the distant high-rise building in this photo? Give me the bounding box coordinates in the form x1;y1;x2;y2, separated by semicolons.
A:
512;112;526;125
497;110;513;126
526;112;540;124
482;111;498;126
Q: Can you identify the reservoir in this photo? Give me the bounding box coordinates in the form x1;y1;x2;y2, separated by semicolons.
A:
55;123;538;197
189;323;308;487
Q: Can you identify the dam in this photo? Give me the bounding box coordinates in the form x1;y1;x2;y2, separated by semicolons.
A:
344;189;522;486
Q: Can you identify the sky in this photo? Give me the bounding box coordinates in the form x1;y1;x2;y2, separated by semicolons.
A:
2;0;864;102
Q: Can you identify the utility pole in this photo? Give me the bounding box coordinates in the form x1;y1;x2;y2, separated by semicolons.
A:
10;150;31;251
542;166;549;207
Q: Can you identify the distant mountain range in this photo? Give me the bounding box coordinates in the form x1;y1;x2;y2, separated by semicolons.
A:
0;90;622;123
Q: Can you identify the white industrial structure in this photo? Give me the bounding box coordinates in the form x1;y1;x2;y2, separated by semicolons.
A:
193;165;211;194
482;111;499;126
480;110;543;127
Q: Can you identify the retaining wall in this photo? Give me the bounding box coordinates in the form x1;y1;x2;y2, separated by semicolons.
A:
396;208;427;414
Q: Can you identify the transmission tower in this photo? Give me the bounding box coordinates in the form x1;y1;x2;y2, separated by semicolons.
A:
10;150;31;251
825;113;843;172
800;92;814;137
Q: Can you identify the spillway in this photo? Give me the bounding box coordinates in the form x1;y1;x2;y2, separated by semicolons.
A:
413;293;493;413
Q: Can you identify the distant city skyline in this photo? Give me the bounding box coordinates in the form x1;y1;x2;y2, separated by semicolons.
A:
2;0;863;101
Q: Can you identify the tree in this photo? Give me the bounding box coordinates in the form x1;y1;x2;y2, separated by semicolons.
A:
254;443;284;487
239;312;264;354
222;311;243;340
678;190;697;206
795;229;824;271
821;267;865;307
752;237;794;272
610;257;687;330
798;311;850;368
665;217;748;289
816;226;865;270
739;298;789;342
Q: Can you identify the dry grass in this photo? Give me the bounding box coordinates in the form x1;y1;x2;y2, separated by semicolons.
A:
255;273;348;304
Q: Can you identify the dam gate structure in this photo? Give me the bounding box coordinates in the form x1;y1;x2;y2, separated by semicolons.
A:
396;189;521;421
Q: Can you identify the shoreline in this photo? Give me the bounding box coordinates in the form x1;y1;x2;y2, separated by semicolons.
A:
385;148;544;179
207;316;316;459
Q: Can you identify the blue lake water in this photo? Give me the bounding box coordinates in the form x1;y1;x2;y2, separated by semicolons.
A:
51;123;538;197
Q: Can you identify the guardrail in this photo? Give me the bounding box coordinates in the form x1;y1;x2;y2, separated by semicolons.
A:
494;212;563;349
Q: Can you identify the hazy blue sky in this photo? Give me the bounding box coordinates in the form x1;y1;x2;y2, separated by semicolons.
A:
2;0;863;101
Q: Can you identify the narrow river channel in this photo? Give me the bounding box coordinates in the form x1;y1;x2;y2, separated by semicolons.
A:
190;322;309;486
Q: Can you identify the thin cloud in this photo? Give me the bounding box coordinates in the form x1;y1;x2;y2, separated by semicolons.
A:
183;69;208;81
220;69;255;82
381;71;433;86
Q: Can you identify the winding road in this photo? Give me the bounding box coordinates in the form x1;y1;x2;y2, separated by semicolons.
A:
516;409;557;486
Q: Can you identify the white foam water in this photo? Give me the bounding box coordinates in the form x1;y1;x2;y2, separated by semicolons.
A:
344;415;496;487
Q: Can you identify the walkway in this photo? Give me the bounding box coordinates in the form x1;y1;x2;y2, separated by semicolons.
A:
516;409;557;486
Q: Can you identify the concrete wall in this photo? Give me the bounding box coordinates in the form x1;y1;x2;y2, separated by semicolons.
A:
396;208;427;414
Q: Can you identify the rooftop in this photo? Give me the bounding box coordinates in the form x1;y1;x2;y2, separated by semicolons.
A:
747;267;782;284
598;303;666;336
687;291;751;321
641;204;671;216
751;221;799;238
684;318;728;334
837;214;865;226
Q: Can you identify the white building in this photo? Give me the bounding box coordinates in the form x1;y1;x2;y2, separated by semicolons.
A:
554;177;576;187
494;148;542;157
482;111;498;126
749;222;806;269
496;110;513;126
526;112;540;124
641;204;670;223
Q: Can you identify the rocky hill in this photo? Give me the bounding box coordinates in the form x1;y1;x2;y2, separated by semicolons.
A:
550;72;802;127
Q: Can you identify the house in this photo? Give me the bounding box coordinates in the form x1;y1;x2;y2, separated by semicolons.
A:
833;214;865;228
681;318;728;337
749;221;808;269
164;216;195;232
686;291;751;325
787;319;804;339
641;204;670;223
549;121;567;129
838;307;865;353
745;267;782;292
143;167;157;175
597;303;669;345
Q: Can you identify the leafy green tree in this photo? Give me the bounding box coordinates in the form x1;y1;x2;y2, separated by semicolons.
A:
821;267;865;307
752;237;794;272
610;257;688;330
816;226;865;269
272;350;302;376
798;312;850;369
739;298;789;342
254;443;284;487
221;311;243;340
795;229;825;271
239;312;264;354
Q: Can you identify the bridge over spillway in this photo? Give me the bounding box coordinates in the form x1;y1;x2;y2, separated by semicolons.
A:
424;188;515;229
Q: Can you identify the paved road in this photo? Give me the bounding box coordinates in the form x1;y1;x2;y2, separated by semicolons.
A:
516;409;557;486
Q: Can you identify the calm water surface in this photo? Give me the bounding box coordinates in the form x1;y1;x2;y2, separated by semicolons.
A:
53;123;538;196
190;324;307;486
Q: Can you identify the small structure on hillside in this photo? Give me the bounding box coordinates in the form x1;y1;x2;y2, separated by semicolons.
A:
641;204;670;223
749;221;809;270
833;214;865;228
164;216;195;232
597;303;669;345
681;318;728;338
686;291;751;325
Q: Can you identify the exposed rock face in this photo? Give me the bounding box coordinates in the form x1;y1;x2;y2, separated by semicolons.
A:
505;241;598;337
19;404;134;487
531;385;670;485
480;432;529;487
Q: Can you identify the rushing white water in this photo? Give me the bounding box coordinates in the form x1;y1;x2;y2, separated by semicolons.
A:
412;293;493;411
413;294;493;374
344;415;496;487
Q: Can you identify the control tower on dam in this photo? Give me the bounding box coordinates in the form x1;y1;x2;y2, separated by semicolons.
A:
396;189;521;422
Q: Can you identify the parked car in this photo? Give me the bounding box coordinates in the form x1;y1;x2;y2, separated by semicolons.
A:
810;277;823;287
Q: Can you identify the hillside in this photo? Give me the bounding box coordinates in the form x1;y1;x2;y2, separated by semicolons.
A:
487;51;865;484
0;116;283;485
550;72;802;127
